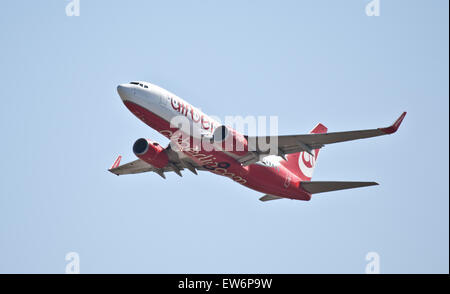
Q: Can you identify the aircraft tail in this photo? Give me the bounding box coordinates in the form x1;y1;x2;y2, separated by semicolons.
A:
282;123;328;181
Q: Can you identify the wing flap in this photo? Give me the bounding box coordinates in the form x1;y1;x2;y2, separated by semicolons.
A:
301;181;378;194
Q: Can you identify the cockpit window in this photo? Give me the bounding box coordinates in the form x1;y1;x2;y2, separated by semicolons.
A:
129;82;149;89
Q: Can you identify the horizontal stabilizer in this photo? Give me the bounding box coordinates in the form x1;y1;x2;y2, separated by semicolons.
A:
301;181;378;194
259;194;284;202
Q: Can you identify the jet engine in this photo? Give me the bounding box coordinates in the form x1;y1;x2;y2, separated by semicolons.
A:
212;125;248;156
133;138;169;168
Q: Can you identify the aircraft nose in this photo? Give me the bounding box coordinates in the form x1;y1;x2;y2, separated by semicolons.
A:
117;84;132;101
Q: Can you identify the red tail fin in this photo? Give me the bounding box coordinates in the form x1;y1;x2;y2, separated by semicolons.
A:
282;123;328;181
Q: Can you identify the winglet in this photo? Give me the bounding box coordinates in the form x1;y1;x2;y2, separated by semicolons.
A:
379;112;407;134
110;155;122;170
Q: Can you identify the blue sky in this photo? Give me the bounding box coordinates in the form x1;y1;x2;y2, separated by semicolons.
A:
0;0;448;273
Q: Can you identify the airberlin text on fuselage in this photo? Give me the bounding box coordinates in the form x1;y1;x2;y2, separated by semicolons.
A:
170;96;216;133
160;129;247;184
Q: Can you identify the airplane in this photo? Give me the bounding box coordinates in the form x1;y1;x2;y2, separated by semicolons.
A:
110;81;406;202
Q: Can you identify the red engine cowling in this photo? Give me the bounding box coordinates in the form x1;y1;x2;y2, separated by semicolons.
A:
133;138;169;168
212;125;248;156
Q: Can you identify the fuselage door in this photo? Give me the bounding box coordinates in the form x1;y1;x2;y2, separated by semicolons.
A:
159;92;169;108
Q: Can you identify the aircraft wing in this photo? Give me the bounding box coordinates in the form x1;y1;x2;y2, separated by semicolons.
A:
108;148;205;178
109;158;157;175
243;112;406;164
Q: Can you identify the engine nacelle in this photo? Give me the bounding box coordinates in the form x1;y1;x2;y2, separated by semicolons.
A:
133;138;169;168
212;125;248;156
